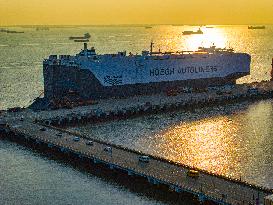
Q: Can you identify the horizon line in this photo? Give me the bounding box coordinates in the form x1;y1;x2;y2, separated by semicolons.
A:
1;23;273;27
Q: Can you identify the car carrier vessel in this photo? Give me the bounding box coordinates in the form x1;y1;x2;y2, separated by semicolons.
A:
43;42;251;102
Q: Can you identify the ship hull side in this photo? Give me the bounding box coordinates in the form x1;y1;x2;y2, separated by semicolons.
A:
43;63;248;101
84;53;251;87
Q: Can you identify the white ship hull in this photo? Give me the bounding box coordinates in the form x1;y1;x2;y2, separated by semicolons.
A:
80;53;250;86
43;43;251;100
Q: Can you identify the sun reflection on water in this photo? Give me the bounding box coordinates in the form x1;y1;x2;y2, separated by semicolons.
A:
153;26;228;52
72;100;273;187
183;27;227;51
156;116;241;177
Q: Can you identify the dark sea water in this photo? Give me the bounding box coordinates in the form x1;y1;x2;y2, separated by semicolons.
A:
0;25;273;204
0;140;170;205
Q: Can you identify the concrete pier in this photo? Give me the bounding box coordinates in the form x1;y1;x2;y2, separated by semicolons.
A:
1;81;273;204
1;119;272;205
2;81;273;128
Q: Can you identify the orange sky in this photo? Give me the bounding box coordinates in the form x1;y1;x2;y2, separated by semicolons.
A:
0;0;272;25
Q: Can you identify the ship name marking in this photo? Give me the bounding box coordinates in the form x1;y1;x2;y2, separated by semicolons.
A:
150;68;175;76
149;66;218;77
177;66;218;74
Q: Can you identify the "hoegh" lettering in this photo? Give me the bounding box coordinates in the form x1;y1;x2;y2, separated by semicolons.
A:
150;68;175;76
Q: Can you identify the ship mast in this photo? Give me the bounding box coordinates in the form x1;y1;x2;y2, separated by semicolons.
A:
150;41;154;54
271;58;273;81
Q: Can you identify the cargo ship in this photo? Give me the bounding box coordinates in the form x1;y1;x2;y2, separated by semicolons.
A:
42;42;251;103
0;29;24;33
248;26;265;29
69;33;91;40
182;28;203;35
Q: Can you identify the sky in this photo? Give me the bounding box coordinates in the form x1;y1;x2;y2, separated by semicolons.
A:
0;0;272;25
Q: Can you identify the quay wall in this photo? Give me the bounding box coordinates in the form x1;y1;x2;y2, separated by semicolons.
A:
40;81;273;127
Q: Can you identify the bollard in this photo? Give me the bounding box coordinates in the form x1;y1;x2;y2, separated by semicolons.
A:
93;158;98;164
127;170;133;176
147;177;158;185
198;194;206;203
60;147;68;153
169;185;175;191
174;186;182;193
48;143;53;148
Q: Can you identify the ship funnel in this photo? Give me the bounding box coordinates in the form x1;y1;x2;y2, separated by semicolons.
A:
84;43;87;50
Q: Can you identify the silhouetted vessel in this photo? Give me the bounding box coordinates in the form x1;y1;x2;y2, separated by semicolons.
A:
182;28;203;35
0;28;8;32
248;26;265;29
69;33;91;40
7;30;24;33
74;39;89;42
36;27;49;31
0;29;24;33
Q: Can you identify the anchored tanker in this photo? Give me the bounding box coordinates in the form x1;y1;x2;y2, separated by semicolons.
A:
43;42;251;101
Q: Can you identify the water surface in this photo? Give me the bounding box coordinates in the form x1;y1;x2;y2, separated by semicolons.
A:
69;100;273;189
1;25;273;109
1;25;273;203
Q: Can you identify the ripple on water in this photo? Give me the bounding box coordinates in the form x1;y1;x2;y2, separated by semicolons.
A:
69;100;273;189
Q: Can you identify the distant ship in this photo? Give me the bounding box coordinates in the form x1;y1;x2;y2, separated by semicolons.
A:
171;24;184;26
0;29;24;33
69;33;91;40
36;27;49;31
0;28;8;32
182;28;203;35
145;26;152;29
248;26;265;29
74;39;89;42
6;30;24;34
43;41;251;101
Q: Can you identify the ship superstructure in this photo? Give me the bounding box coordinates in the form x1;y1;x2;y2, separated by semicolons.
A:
43;42;251;101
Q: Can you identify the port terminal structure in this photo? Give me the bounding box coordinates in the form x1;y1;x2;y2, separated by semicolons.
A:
1;81;273;205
